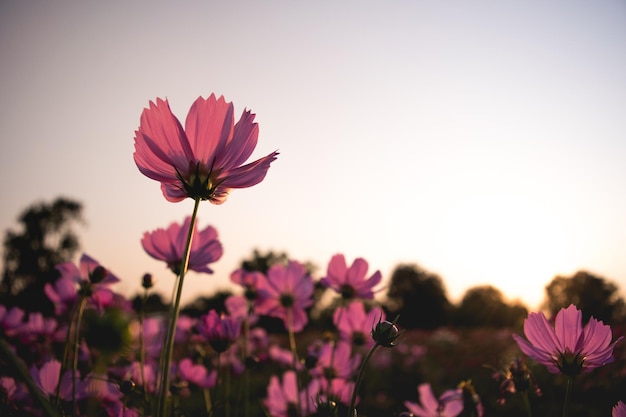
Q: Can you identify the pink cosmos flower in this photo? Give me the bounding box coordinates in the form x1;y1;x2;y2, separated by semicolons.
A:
141;216;223;275
133;94;278;204
334;301;385;349
310;341;360;381
30;360;79;401
54;254;120;312
177;358;216;389
255;261;314;332
320;254;382;300
44;275;78;315
264;370;317;417
404;383;463;417
614;401;626;417
512;304;623;376
0;305;24;338
196;310;242;353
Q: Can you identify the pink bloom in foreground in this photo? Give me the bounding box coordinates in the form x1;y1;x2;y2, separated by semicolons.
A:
404;383;463;417
255;261;314;332
133;94;278;204
141;216;223;275
320;254;382;300
512;304;623;376
614;401;626;417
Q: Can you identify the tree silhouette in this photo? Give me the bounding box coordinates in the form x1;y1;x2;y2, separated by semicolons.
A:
385;263;452;329
452;285;528;328
542;270;626;324
0;197;83;314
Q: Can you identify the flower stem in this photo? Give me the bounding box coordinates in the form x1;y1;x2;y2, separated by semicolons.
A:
521;391;532;417
139;288;149;407
561;377;572;417
71;296;87;417
348;343;379;417
286;309;302;416
0;338;59;417
156;197;201;417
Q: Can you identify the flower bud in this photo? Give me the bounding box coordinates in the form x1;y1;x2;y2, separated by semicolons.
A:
141;273;154;289
371;316;401;348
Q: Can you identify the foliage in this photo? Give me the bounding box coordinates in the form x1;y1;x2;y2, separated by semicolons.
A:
452;285;528;328
0;197;83;314
385;263;453;329
543;270;626;324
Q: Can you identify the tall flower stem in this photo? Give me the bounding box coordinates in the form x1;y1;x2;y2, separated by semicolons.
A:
139;288;149;406
521;391;533;417
70;296;87;417
286;309;302;416
348;343;380;417
0;338;59;417
561;377;572;417
156;197;201;417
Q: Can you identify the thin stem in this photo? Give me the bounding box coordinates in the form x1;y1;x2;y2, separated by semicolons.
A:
348;343;380;417
71;296;87;417
203;386;213;417
521;391;532;417
156;197;201;417
561;377;572;417
0;338;59;417
243;310;251;417
139;289;148;406
286;309;302;416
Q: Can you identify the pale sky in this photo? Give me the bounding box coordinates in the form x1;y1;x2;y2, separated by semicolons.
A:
1;1;625;310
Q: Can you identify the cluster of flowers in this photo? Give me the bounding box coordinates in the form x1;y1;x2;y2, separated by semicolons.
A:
1;94;624;417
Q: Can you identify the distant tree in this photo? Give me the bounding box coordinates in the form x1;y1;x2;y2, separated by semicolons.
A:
240;248;317;276
385;263;452;329
181;290;233;318
0;197;83;314
452;285;528;328
542;270;626;324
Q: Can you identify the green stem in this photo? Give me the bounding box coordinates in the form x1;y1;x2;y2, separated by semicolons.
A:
286;309;302;416
0;338;59;417
521;391;532;417
203;386;213;417
243;311;251;417
348;343;379;417
561;377;572;417
139;289;148;406
71;296;87;417
156;197;201;417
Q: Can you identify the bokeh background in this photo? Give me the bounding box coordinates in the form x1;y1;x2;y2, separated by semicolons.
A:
2;0;625;309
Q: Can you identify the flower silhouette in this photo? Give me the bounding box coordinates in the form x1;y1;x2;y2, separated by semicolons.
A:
141;216;223;275
513;304;623;376
133;94;278;204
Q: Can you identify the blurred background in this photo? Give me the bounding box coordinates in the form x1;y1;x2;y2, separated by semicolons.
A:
1;0;625;311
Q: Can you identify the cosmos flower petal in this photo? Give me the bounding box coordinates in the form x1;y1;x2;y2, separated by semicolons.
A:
554;304;583;352
184;94;233;164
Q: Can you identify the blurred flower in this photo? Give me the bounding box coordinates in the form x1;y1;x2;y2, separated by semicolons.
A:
334;301;384;349
30;360;79;401
196;310;242;353
456;380;484;417
264;370;317;417
614;401;626;417
256;261;314;332
54;254;120;312
44;275;78;315
0;306;24;338
230;268;265;302
320;254;381;300
513;304;623;376
404;383;463;417
491;357;541;405
141;216;223;275
310;341;360;381
133;94;278;204
177;358;216;389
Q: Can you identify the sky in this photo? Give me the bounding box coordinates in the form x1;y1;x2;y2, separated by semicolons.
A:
1;0;625;310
